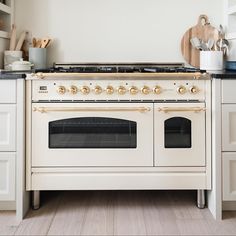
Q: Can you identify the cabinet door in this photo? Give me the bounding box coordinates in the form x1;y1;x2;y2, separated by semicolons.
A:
0;80;16;103
222;104;236;151
223;153;236;201
0;153;15;201
0;105;16;151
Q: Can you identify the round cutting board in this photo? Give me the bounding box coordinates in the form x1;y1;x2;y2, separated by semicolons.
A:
181;15;220;68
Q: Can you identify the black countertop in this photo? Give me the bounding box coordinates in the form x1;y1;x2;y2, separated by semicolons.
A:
209;70;236;79
0;70;29;79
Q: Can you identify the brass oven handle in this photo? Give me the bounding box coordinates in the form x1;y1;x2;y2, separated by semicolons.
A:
33;107;151;113
157;107;206;113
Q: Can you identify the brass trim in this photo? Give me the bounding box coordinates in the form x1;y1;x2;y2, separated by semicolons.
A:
33;106;151;113
157;107;206;113
29;72;210;80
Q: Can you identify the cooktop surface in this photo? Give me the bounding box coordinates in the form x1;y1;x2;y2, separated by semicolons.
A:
35;63;205;74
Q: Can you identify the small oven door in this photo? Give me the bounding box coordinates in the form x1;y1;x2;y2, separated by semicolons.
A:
154;103;205;167
32;103;153;167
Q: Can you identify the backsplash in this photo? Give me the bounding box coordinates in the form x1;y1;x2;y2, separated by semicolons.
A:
15;0;223;66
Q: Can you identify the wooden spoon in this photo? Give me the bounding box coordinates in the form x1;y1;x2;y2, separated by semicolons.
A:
40;38;50;48
36;39;42;48
32;37;37;47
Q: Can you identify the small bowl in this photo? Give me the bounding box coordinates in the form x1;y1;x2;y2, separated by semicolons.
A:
226;61;236;71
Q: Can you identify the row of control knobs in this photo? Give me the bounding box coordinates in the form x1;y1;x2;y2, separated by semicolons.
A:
57;85;199;95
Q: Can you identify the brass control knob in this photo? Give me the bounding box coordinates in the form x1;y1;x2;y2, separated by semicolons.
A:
129;86;139;95
106;86;114;95
57;86;66;95
117;86;126;95
153;86;162;95
69;85;78;94
141;86;151;95
81;86;90;95
189;86;199;94
177;86;187;94
94;85;102;95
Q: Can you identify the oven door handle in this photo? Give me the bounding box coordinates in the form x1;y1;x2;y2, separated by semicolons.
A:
157;107;206;113
33;106;151;113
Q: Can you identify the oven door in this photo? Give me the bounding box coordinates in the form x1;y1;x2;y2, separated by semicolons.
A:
32;103;153;167
154;103;205;167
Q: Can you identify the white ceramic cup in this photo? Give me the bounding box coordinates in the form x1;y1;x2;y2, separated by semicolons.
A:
200;51;224;71
29;48;47;69
4;50;23;70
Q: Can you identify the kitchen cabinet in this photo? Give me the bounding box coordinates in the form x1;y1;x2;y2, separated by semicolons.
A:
224;0;236;39
222;104;236;151
221;81;236;201
222;153;236;200
0;80;16;205
0;105;16;151
0;78;29;222
211;78;236;221
0;153;15;201
0;0;14;39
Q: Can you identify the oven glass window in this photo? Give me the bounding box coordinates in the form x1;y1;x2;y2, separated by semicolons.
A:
49;117;137;149
164;117;191;148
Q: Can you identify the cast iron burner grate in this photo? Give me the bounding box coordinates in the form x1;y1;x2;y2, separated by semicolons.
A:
34;63;206;74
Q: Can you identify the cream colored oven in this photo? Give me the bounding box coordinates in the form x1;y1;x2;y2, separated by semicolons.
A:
26;68;211;211
32;103;153;167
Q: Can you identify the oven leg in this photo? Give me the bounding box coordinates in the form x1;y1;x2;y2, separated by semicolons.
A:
197;189;205;209
32;191;40;210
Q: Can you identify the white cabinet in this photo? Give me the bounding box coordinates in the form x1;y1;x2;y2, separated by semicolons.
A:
223;153;236;200
222;104;236;151
221;80;236;202
0;80;16;103
0;0;14;39
225;0;236;39
0;105;16;151
0;79;16;205
0;153;15;201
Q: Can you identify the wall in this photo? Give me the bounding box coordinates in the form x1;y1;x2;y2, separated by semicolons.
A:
15;0;223;66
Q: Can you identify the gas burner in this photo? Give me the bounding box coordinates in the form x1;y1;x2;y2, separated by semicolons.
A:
34;63;206;74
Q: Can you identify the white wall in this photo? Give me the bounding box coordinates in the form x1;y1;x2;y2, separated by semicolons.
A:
15;0;223;66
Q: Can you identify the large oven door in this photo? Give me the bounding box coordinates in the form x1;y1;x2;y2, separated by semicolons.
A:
154;103;206;167
32;103;153;167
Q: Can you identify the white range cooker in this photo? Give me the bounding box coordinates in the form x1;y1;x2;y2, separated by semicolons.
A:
26;63;212;210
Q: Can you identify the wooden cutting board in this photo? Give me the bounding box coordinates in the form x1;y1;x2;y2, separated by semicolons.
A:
181;15;220;68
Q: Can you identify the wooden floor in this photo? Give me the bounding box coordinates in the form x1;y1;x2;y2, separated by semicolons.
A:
1;190;236;235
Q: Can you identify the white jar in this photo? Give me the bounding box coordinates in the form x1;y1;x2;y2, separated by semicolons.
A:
4;50;23;70
200;51;224;71
9;59;33;71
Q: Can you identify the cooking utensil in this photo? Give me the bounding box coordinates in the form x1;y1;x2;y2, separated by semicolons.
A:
190;37;202;50
40;38;50;48
216;38;229;54
200;40;208;51
219;24;225;38
15;31;26;51
9;24;16;51
181;15;220;68
207;39;214;51
32;38;37;47
36;39;42;48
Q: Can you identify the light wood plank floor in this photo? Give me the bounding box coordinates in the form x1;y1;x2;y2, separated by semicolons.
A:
1;190;236;235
